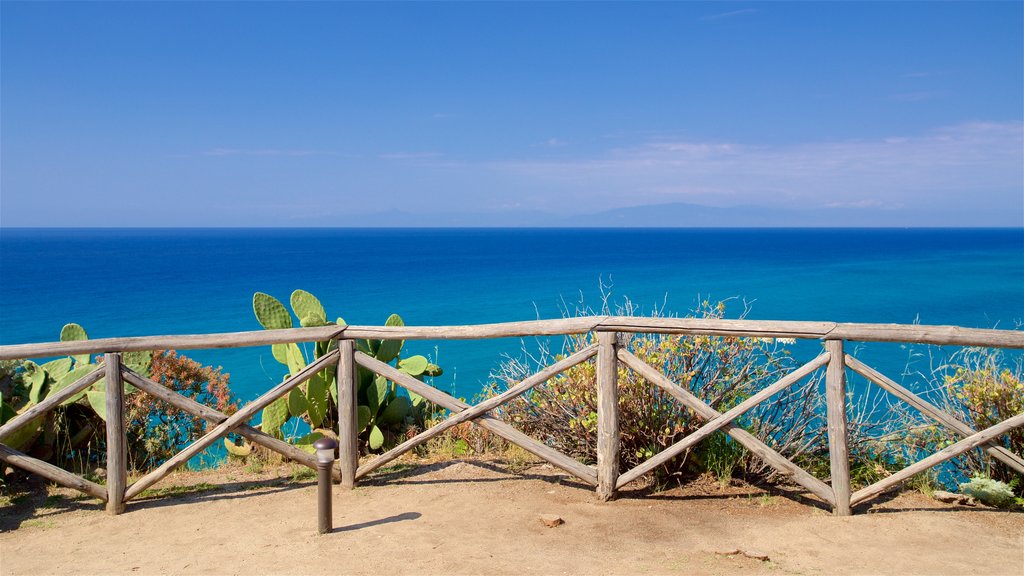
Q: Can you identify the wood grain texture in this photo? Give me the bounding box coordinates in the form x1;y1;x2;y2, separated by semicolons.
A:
339;317;605;340
3;317;1020;360
599;317;836;340
0;444;108;500
105;355;127;514
0;325;344;360
336;339;358;489
825;340;851;516
826;323;1024;348
852;411;1024;506
0;367;103;441
615;349;835;505
596;332;620;501
354;351;598;485
846;354;1024;475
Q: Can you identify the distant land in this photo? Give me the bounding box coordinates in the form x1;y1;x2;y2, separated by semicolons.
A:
3;202;1020;229
308;202;1023;228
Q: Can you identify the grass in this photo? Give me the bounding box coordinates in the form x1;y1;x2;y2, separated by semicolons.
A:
501;444;537;474
0;493;31;507
372;462;419;479
289;466;316;483
20;519;56;529
138;482;220;500
748;493;778;508
40;494;67;508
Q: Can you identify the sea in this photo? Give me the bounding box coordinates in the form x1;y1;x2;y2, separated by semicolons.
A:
2;227;1022;406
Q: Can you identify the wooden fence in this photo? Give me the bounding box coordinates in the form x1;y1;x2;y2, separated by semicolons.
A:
1;316;1022;516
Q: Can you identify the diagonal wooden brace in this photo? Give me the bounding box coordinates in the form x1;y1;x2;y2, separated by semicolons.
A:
616;349;835;505
121;370;338;481
845;354;1024;476
852;411;1024;506
0;443;108;500
124;350;339;500
354;351;598;486
0;366;104;442
355;345;597;478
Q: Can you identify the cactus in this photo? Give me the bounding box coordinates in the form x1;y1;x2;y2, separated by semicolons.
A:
254;292;293;330
60;323;91;366
224;437;253;458
251;289;443;452
2;323;152;455
290;289;327;327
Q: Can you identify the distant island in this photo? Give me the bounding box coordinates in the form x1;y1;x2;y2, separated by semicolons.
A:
309;202;1020;228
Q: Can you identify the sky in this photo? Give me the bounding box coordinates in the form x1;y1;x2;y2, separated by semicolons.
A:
1;1;1022;227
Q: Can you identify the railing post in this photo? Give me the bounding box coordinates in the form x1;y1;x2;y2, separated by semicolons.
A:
336;339;359;489
825;339;851;516
596;331;620;501
104;353;127;514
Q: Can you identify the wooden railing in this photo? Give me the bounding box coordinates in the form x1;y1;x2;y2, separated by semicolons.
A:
1;317;1022;516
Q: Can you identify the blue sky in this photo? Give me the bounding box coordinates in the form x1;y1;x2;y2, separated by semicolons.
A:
2;1;1022;227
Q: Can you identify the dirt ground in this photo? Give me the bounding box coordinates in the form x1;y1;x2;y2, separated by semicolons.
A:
1;457;1022;576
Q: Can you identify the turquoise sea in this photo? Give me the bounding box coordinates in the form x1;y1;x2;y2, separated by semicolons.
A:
1;228;1022;403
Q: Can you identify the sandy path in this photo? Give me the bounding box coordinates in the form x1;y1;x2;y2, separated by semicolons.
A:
2;459;1022;575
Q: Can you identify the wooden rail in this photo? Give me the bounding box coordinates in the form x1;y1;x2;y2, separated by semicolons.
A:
0;317;1021;517
2;317;1022;360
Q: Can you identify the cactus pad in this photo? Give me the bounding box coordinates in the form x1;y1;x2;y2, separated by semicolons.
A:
253;292;293;330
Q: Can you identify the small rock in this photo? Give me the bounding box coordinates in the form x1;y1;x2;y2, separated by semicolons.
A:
715;549;770;562
742;549;771;562
933;491;975;506
539;514;564;528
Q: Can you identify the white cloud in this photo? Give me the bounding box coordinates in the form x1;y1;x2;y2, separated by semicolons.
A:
823;199;894;209
462;121;1023;213
700;9;758;21
204;148;338;157
379;152;443;160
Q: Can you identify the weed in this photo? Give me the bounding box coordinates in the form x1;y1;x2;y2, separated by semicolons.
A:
20;519;56;529
0;492;30;507
502;444;537;473
40;494;66;508
290;466;316;483
139;482;219;499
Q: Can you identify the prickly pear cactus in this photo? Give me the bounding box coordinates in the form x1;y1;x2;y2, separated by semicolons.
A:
251;290;442;452
3;322;150;456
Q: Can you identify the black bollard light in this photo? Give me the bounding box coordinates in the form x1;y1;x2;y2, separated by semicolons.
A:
313;437;338;534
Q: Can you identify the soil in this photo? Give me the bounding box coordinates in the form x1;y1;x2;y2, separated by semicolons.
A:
1;457;1022;575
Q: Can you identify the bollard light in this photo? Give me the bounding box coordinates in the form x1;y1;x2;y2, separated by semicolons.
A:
313;437;338;534
315;437;337;465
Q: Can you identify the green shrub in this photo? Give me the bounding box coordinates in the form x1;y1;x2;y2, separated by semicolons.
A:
959;475;1017;508
944;348;1024;485
125;350;237;470
488;301;828;487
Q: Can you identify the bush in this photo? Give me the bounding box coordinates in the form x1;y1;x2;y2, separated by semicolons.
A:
944;348;1024;484
959;475;1017;508
1;349;236;475
487;301;828;487
125;350;237;470
827;343;1024;494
